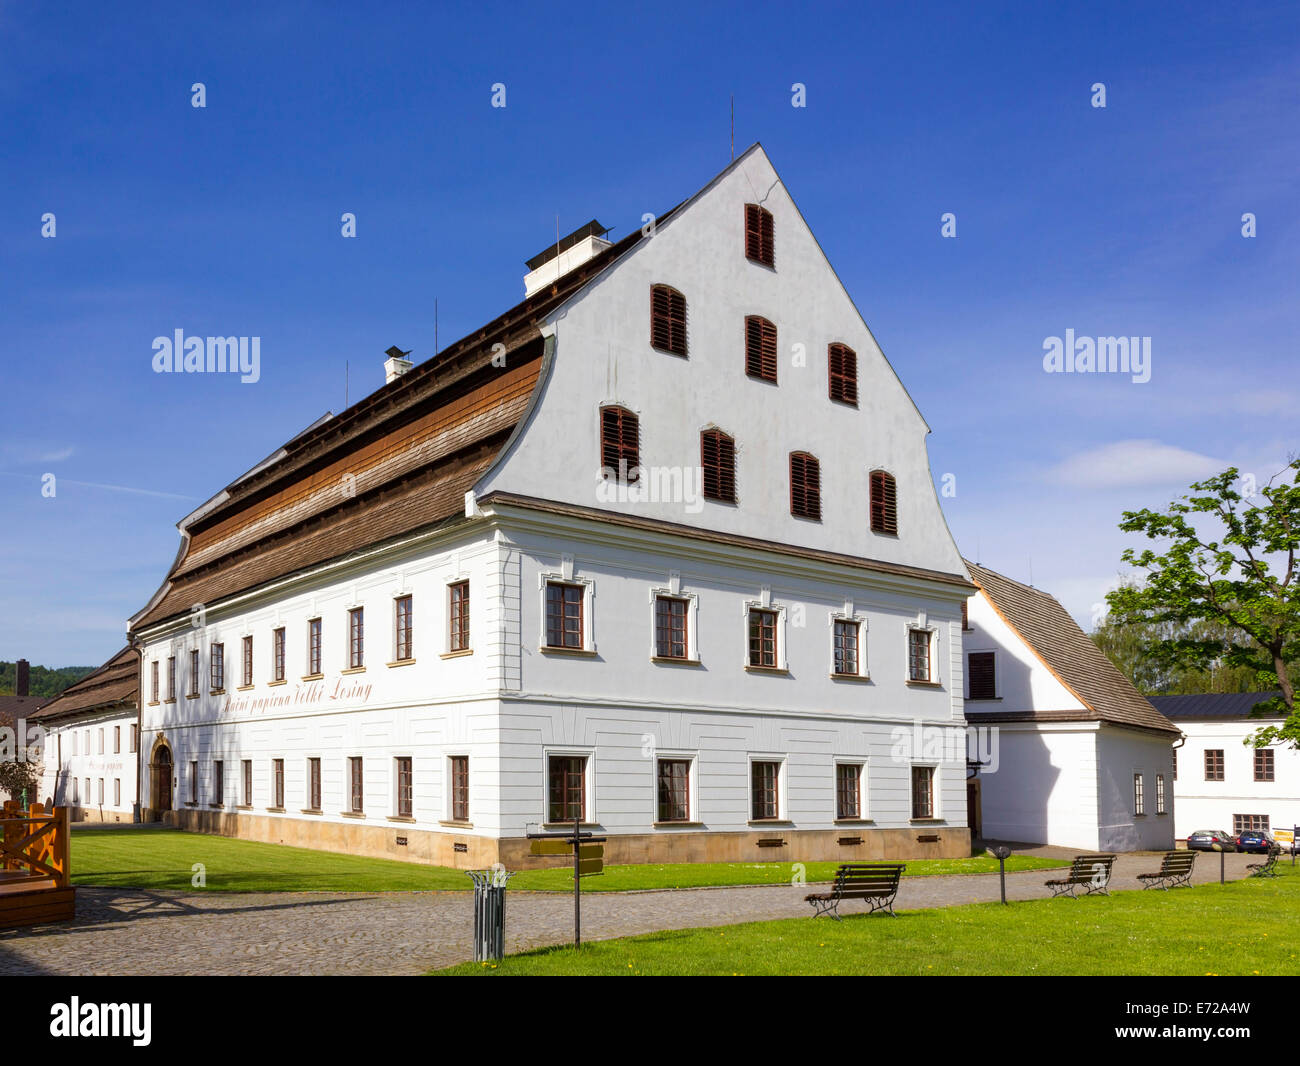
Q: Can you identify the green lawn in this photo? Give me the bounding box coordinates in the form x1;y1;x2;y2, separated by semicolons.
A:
435;864;1300;976
70;827;1064;894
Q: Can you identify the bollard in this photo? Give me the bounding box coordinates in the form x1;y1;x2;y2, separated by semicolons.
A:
467;867;513;962
991;845;1011;904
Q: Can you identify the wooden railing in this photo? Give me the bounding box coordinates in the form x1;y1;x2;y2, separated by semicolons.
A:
0;801;70;888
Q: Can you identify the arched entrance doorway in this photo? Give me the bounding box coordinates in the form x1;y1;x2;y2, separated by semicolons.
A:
149;738;174;822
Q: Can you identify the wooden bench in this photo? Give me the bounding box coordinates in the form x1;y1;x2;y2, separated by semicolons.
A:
805;862;905;920
1044;853;1117;898
1247;845;1282;879
1137;850;1196;890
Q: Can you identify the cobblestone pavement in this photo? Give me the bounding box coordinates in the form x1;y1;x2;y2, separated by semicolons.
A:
0;852;1264;976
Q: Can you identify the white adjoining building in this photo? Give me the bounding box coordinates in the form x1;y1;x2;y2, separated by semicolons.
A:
32;646;140;822
963;562;1179;852
126;144;978;868
1148;692;1298;843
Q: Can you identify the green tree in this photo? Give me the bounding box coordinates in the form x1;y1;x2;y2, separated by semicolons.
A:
1106;459;1300;748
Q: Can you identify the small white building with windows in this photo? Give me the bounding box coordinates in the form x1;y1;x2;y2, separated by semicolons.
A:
31;646;140;822
127;145;977;869
963;562;1179;852
1148;692;1299;843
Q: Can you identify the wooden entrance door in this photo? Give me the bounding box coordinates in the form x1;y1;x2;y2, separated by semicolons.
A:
152;747;173;817
966;779;981;839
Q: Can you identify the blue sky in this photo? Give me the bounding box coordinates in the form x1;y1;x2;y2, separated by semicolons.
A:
1;1;1296;667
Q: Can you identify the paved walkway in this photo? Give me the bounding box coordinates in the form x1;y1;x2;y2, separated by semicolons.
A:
0;852;1263;976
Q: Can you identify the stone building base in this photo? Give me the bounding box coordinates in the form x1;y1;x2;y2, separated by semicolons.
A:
161;807;971;870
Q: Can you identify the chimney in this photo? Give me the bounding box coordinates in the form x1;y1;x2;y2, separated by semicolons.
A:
524;219;611;297
16;658;29;698
384;346;413;385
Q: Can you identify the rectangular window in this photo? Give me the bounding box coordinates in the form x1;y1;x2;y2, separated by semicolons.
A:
961;600;970;631
744;315;778;382
1156;774;1166;815
1233;814;1270;834
348;608;364;669
242;760;252;806
210;643;224;691
1133;772;1145;815
1204;749;1224;781
72;778;79;803
833;619;859;676
396;757;413;818
700;429;736;503
189;649;200;696
1254;749;1275;782
348;756;363;813
114;779;120;807
967;651;996;699
870;470;898;536
273;759;284;808
97;778;104;805
167;656;176;699
836;763;862;820
84;777;90;803
213;761;224;806
395;594;414;661
306;757;321;810
600;406;640;482
451;755;469;822
273;627;286;681
751;761;780;821
654;596;689;660
656;759;691;823
97;728;104;754
748;609;778;668
1172;747;1177;781
911;766;935;819
114;726;120;754
827;342;858;405
789;451;821;520
545;582;584;649
908;629;932;682
150;661;159;703
547;755;586;824
449;582;470;653
130;724;137;753
744;203;774;266
190;761;198;805
307;618;322;676
242;635;253;687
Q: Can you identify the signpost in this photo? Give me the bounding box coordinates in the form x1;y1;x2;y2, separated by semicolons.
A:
527;817;605;947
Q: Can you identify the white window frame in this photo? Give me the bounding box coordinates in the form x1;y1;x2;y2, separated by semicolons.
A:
906;618;940;684
910;763;940;820
649;584;700;663
652;751;698;825
833;757;868;820
743;595;788;671
542;746;596;825
1133;770;1145;816
828;607;869;678
747;753;788;822
538;567;596;653
443;750;471;823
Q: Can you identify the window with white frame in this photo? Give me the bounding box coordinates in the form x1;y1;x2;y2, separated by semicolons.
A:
750;757;784;821
830;613;867;677
745;600;786;670
539;571;594;652
836;761;864;820
907;626;935;683
655;755;695;823
545;752;591;824
1133;772;1145;815
911;765;936;818
651;586;698;662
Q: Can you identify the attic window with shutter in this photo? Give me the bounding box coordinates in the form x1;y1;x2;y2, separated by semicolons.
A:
870;470;897;535
828;343;858;405
744;204;774;267
650;285;687;356
745;316;778;383
600;406;640;481
967;651;996;700
701;429;736;503
790;451;821;520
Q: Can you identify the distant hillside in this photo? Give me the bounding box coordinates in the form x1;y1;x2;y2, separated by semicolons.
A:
0;662;96;698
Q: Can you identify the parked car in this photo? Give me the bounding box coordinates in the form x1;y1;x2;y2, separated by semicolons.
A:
1235;830;1276;854
1186;830;1237;852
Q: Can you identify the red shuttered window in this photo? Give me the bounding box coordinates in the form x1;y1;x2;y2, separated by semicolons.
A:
700;429;736;503
600;405;640;481
650;285;687;356
790;451;821;520
828;343;858;405
870;470;898;535
744;203;774;266
745;315;778;382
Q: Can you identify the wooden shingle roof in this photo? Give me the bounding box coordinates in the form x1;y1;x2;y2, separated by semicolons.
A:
30;646;139;721
966;561;1179;737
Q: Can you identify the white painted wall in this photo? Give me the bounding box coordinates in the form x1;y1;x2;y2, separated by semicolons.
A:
962;589;1084;711
1170;718;1300;841
39;708;139;820
1096;727;1176;852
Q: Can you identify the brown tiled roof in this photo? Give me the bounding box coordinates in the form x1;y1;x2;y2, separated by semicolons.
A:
130;198;688;633
29;646;139;721
965;561;1179;737
0;694;52;732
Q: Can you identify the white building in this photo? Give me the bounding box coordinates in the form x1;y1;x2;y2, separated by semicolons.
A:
31;646;140;822
963;562;1179;852
1148;692;1299;843
127;145;976;868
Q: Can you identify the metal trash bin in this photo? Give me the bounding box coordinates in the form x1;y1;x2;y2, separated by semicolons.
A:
467;866;514;962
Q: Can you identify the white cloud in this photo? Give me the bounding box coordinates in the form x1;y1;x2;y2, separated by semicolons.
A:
1050;439;1226;489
